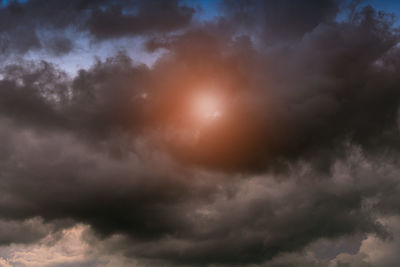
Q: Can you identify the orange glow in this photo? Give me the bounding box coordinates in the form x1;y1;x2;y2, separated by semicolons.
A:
190;90;223;123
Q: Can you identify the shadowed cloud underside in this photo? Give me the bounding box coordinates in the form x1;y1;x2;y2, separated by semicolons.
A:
0;0;400;266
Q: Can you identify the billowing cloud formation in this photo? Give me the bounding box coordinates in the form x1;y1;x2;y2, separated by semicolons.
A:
0;0;194;55
1;0;400;266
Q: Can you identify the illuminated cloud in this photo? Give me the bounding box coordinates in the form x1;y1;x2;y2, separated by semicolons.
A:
0;0;400;266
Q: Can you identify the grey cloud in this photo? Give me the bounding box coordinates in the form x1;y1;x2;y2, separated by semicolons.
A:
221;0;344;42
0;1;400;266
141;5;400;172
0;0;195;56
85;0;194;40
1;117;397;265
0;217;53;245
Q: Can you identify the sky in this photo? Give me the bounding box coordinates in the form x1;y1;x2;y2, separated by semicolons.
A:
0;0;400;266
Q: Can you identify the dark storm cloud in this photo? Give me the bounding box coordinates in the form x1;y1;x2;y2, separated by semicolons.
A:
0;61;69;128
1;0;400;266
222;0;343;41
0;0;194;55
142;4;400;172
81;147;400;266
0;116;221;240
85;0;194;39
0;115;398;265
0;218;52;245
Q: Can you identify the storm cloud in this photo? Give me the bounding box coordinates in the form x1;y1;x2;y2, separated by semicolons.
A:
0;0;194;55
0;0;400;266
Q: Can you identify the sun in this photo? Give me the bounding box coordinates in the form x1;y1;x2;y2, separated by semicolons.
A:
191;90;223;122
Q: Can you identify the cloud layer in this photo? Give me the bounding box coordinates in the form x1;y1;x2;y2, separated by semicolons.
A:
0;0;400;266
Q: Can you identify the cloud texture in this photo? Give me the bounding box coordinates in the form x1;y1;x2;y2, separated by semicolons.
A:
1;0;400;266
